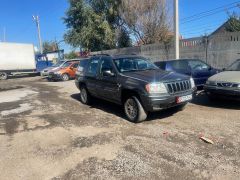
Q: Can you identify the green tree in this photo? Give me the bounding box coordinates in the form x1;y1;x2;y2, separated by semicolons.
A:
226;13;240;32
64;0;132;51
116;28;132;48
42;41;57;53
64;0;116;51
65;51;78;59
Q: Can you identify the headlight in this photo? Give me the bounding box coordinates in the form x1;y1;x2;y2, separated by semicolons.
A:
145;83;168;94
190;78;195;88
238;84;240;88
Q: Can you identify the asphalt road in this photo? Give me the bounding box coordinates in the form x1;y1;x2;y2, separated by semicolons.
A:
0;76;240;180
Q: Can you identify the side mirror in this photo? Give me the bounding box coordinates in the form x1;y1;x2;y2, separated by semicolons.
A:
103;69;115;77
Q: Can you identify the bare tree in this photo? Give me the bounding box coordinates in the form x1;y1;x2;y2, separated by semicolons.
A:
120;0;173;45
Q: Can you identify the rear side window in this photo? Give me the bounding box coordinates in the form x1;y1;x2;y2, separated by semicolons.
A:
87;59;100;76
170;61;189;70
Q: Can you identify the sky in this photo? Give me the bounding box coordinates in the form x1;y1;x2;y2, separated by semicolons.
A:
0;0;239;52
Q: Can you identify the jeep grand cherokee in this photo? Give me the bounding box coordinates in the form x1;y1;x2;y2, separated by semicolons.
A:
75;55;196;122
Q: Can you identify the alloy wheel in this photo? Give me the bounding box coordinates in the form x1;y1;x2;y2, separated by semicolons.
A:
0;72;7;80
125;98;138;120
81;88;88;103
62;74;69;81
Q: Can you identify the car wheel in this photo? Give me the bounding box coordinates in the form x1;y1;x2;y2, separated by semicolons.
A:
80;86;91;105
0;72;8;80
62;74;69;81
124;96;147;122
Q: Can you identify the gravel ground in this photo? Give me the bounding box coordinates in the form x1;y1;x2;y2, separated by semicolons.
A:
0;76;239;180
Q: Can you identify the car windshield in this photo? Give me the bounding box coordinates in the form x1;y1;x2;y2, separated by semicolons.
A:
52;61;64;67
61;62;72;68
113;57;158;72
226;60;240;71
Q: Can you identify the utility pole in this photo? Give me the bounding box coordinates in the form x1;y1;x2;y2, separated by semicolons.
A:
33;15;43;54
174;0;179;59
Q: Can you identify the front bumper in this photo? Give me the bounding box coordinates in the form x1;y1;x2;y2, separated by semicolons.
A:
41;71;49;77
141;90;193;112
48;73;62;80
204;85;240;98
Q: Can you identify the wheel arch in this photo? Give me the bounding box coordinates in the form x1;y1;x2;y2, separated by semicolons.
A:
121;88;141;104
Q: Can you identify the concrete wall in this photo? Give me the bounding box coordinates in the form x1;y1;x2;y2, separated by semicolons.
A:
92;32;240;69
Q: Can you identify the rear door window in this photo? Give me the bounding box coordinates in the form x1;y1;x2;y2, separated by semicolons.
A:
77;59;88;72
170;60;189;71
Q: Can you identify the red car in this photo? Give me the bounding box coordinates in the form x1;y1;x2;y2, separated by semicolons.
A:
48;61;80;81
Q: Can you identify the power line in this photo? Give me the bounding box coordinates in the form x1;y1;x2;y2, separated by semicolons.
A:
181;6;239;24
180;22;223;34
181;1;240;21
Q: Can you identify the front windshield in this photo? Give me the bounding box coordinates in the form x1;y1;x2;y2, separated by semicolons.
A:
226;60;240;71
61;62;72;68
113;57;158;72
53;61;64;67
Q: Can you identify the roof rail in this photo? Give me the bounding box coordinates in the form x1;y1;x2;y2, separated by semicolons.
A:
92;54;111;56
114;53;139;56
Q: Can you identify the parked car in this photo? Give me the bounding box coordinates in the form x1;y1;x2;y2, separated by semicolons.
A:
48;60;81;81
41;61;65;77
75;55;196;122
154;59;218;88
204;59;240;100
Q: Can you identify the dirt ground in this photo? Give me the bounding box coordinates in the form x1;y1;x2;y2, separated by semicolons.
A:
0;76;240;180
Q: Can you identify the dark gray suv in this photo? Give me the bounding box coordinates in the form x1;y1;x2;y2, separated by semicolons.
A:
75;55;196;122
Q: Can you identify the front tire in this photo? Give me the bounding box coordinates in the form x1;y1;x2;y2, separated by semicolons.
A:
124;96;147;123
62;73;70;81
0;72;8;80
80;86;91;105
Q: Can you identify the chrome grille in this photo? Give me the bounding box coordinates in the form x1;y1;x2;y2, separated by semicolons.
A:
166;80;191;94
217;82;239;88
217;82;233;88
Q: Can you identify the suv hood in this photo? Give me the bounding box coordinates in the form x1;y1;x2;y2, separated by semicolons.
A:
208;71;240;83
122;69;189;83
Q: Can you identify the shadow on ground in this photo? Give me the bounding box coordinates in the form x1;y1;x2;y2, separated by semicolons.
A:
192;91;240;110
71;93;180;122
